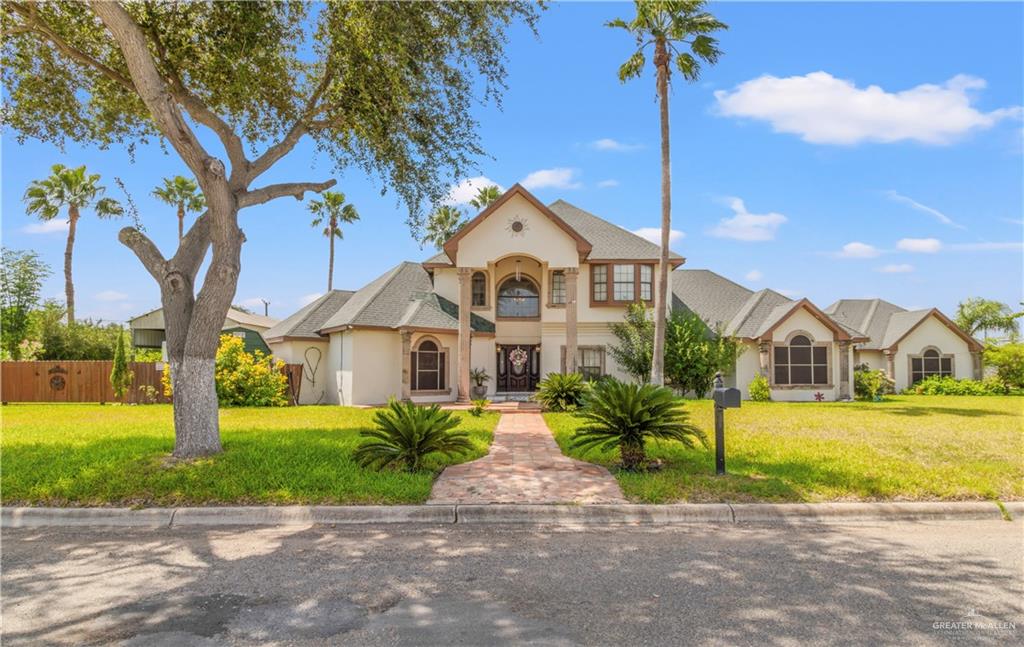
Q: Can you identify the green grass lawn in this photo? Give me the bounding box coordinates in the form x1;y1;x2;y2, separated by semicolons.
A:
1;404;498;506
546;396;1024;504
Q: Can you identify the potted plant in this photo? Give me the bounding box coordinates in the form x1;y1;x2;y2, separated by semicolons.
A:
470;367;490;398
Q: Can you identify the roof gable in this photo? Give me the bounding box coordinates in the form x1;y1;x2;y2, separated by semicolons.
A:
263;290;355;342
441;184;592;264
548;200;684;264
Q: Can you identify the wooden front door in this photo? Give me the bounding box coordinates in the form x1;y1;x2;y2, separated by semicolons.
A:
496;345;540;392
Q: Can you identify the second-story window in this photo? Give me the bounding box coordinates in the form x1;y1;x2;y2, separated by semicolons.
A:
497;277;540;318
550;271;566;305
613;264;635;301
592;265;608;301
471;271;486;307
639;265;653;301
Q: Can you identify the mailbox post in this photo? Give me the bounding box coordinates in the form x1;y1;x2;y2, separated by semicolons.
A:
711;372;741;475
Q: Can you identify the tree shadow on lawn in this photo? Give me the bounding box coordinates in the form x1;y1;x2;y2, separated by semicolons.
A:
870;405;1017;418
2;519;1020;645
1;424;491;506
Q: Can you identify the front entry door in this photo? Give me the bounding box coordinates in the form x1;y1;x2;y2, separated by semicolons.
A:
497;345;540;392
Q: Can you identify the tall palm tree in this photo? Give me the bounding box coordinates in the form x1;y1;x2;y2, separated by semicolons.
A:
609;0;726;386
420;205;467;249
308;191;360;291
469;184;502;211
152;175;205;241
23;164;123;323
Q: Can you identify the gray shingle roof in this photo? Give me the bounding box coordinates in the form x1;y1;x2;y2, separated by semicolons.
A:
880;310;934;349
263;290;355;341
548;200;684;261
825;298;908;350
670;269;754;330
726;289;795;338
318;262;494;333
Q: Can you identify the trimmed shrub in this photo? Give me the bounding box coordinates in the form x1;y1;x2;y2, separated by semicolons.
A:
904;375;1009;396
535;372;590;411
853;364;894;401
984;343;1024;390
748;374;771;402
214;334;289;407
469;398;490;417
571;378;705;471
354;399;472;471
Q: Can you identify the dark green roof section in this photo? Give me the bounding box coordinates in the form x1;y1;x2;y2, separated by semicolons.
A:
222;327;271;356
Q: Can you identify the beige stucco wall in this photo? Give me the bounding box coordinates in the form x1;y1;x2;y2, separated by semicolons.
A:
892;315;973;391
268;339;330;405
855;349;886;372
733;340;762;398
453;193;580;269
325;331;353;405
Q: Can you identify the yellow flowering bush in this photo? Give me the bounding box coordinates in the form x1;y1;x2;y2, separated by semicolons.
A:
214;334;288;407
161;334;289;407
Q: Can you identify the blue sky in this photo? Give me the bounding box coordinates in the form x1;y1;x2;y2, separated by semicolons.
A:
3;1;1022;323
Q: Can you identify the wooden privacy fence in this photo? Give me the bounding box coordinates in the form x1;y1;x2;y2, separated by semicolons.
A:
1;361;303;405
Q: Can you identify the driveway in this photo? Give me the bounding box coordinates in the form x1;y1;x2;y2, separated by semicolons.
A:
2;520;1020;645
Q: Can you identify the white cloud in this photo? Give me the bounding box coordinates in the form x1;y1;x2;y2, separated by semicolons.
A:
877;264;914;274
22;219;69;234
950;241;1023;252
520;167;582;191
885;191;964;229
445;176;504;205
836;242;881;259
590;138;643;152
1001;218;1024;226
298;293;322;307
707;197;787;241
597;179;620;188
714;72;1022;145
897;238;943;253
95;290;129;302
745;270;763;281
631;227;685;246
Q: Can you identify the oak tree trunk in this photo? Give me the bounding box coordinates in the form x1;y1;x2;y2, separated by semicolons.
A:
64;205;79;323
650;39;671;387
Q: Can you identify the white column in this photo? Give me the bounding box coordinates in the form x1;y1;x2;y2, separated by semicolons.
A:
457;268;472;402
565;268;579;374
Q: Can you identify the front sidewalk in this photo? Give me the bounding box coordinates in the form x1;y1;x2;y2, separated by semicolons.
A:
428;411;626;504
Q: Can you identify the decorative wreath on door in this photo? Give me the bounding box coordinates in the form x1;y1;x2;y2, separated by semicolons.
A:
508;347;529;371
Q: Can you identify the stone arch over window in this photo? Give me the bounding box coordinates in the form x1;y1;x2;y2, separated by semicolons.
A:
773;330;830;386
471;271;487;308
909;346;953;384
496;274;540;319
411;335;448;392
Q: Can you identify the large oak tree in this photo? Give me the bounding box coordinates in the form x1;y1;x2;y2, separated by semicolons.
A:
3;1;537;457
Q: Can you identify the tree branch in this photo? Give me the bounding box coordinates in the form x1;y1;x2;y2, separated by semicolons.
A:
246;69;337;183
89;1;213;182
118;227;167;281
238;180;337;208
173;210;212;278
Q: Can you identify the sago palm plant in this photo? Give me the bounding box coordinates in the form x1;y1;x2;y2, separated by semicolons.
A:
572;378;706;471
354;399;472;472
535;372;590;412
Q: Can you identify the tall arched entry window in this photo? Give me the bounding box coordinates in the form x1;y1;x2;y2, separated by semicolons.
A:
496;276;539;318
411;338;447;391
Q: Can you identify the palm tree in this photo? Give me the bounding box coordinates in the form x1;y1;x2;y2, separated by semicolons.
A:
152;175;205;241
571;378;705;471
469;184;502;211
609;0;727;386
23;164;123;323
307;191;360;291
420;205;467;249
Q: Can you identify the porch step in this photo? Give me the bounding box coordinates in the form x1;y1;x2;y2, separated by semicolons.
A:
493;391;536;403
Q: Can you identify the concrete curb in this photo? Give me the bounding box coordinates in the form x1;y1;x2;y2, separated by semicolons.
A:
2;501;1016;528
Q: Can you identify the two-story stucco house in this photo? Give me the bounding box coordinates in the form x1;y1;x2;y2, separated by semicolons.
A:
265;185;982;405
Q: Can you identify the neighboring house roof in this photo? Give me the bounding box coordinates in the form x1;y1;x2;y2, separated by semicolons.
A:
319;262;494;334
129;306;278;330
824;298;981;351
263;290;356;342
424;185;683;267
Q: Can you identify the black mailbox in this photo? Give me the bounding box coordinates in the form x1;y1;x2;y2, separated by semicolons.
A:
713;386;741;409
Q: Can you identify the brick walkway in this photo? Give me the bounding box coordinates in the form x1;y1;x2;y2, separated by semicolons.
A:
429;412;626;504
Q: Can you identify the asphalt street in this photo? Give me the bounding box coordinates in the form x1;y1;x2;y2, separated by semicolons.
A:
2;520;1021;646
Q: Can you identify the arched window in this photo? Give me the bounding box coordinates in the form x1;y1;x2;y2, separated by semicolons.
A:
910;348;953;384
411;339;446;391
497;277;539;318
471;272;487;307
774;334;829;386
